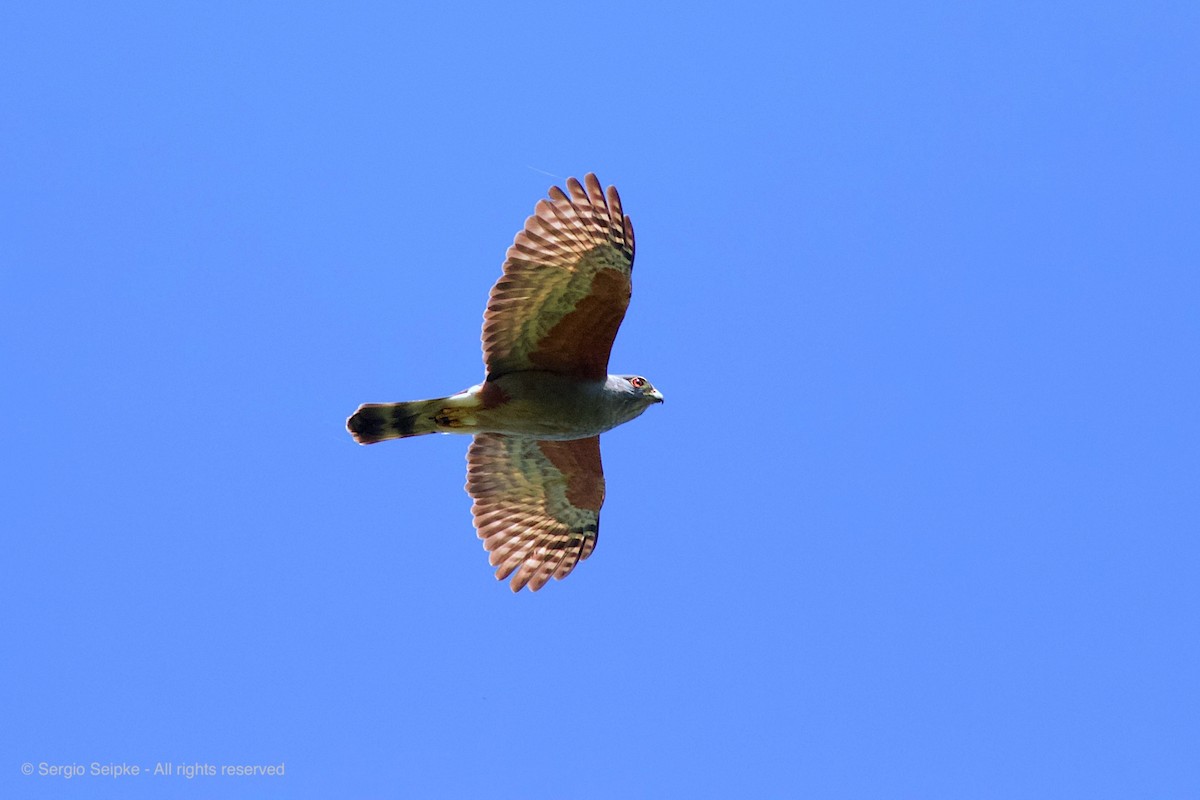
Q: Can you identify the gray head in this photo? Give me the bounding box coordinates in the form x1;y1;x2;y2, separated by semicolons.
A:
609;374;665;406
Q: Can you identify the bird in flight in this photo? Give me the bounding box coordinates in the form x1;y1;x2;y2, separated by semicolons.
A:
347;174;663;592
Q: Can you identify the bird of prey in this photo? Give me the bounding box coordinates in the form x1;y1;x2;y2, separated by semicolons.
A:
347;174;662;592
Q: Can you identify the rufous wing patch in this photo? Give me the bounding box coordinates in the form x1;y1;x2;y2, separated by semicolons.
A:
536;438;605;510
527;265;631;380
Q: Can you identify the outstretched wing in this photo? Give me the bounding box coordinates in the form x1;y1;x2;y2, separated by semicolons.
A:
465;433;605;592
482;174;635;381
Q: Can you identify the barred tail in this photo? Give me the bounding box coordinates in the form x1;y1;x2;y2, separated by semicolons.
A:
346;398;449;444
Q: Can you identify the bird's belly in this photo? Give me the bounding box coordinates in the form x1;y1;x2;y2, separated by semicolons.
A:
471;403;616;439
469;373;618;439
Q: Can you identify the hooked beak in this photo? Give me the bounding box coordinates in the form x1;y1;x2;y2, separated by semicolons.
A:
648;388;665;404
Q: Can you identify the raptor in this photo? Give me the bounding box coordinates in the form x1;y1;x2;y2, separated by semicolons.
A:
347;174;662;591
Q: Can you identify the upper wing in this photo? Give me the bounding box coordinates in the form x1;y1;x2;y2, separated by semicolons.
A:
465;433;605;592
481;174;635;381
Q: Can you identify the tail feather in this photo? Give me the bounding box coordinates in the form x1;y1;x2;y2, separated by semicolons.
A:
347;399;444;444
347;392;482;444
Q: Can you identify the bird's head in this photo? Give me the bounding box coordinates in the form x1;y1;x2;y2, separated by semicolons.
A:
618;374;665;405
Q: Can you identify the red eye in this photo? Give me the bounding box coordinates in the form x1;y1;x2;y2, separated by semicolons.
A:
630;377;646;388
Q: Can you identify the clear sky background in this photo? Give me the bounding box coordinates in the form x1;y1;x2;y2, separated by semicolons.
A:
3;2;1197;798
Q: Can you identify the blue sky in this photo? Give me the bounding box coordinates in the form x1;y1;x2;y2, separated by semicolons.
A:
3;2;1198;797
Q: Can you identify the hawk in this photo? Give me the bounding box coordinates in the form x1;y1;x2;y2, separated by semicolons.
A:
347;174;662;592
